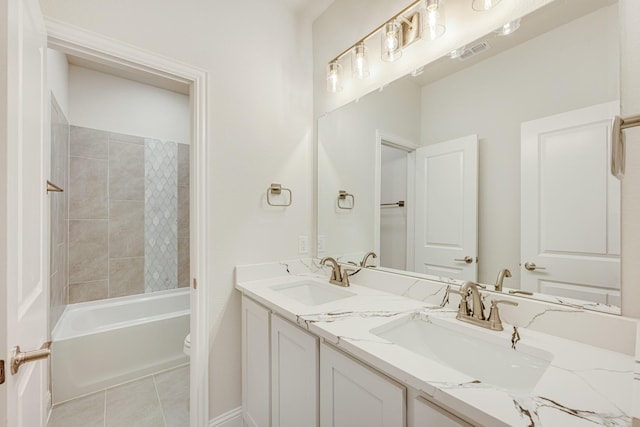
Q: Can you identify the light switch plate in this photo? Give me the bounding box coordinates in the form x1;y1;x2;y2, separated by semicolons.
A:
298;236;309;254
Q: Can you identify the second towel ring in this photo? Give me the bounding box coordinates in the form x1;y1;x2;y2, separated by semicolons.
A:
267;183;292;207
337;190;355;210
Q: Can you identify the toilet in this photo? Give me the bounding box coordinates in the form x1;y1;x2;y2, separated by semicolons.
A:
183;333;191;356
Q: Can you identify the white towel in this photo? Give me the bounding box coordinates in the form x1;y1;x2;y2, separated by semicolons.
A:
611;115;625;179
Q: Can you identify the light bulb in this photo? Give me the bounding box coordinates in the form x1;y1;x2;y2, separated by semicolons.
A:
326;62;342;93
381;21;403;62
424;0;445;40
351;44;369;79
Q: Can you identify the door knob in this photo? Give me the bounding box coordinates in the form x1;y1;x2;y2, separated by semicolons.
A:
454;256;473;264
524;262;546;271
11;342;51;375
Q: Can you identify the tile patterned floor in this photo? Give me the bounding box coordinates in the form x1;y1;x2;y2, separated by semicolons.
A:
47;365;189;427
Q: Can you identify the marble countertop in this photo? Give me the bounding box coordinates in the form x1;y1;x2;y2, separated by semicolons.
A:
236;271;635;427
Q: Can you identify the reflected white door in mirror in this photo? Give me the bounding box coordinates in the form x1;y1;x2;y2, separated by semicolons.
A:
521;101;620;306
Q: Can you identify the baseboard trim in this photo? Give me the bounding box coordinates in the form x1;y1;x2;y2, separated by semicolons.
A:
209;406;242;427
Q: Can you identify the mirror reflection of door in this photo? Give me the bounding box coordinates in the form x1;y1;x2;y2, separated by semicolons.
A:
521;101;620;305
413;136;479;281
380;144;410;270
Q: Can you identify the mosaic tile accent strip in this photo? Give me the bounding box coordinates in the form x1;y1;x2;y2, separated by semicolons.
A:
144;139;178;292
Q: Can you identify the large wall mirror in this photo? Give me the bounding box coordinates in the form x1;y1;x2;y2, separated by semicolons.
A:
317;0;621;314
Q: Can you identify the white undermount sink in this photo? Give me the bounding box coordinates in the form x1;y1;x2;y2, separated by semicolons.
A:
371;313;553;393
270;280;355;306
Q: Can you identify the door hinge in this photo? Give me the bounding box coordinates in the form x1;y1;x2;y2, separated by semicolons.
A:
1;360;5;385
193;278;197;289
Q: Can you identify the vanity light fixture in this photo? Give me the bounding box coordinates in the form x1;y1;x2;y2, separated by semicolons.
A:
381;20;403;62
351;43;369;79
423;0;446;41
495;18;521;36
472;0;502;11
327;61;343;93
326;0;502;92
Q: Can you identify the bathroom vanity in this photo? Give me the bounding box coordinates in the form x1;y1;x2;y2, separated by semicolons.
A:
236;259;637;427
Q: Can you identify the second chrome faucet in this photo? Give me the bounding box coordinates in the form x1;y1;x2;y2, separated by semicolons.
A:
320;257;353;287
452;281;518;331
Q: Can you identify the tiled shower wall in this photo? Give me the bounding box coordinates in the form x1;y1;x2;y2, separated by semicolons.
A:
50;96;69;329
68;125;189;304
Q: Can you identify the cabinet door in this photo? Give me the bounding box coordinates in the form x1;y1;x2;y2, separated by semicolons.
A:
413;397;472;427
242;296;271;427
320;343;405;427
271;314;319;427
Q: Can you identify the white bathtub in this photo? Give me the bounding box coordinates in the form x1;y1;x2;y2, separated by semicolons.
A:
51;288;190;403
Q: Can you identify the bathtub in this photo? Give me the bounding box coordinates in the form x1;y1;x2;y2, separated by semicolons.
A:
51;288;190;403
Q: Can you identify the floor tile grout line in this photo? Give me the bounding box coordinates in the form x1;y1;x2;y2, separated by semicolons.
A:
153;374;169;427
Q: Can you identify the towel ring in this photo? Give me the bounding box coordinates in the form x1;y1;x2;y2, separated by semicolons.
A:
267;183;292;207
337;190;355;210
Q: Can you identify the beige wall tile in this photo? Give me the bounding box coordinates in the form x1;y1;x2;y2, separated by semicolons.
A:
69;157;108;219
178;237;190;287
109;200;144;258
70;126;108;159
109;131;144;145
69;220;108;283
69;280;109;304
177;142;189;188
177;184;189;240
109;257;144;297
109;141;144;201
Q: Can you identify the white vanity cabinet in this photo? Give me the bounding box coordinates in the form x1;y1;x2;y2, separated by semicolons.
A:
271;314;319;427
411;396;473;427
241;296;271;427
320;342;406;427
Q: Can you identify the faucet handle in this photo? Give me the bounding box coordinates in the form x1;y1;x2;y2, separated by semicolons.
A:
487;300;518;331
446;287;470;316
340;267;356;287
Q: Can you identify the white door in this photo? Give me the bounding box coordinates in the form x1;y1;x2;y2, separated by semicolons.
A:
414;135;478;281
1;0;50;425
521;102;620;304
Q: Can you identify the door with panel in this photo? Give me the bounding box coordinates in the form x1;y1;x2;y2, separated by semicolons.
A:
414;135;479;281
521;102;620;304
320;343;405;427
271;314;318;427
1;0;51;425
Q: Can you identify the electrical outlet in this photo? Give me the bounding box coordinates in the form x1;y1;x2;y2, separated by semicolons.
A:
298;236;309;254
317;235;325;252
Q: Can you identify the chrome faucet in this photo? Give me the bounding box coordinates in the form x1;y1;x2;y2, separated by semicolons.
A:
494;268;512;292
452;281;518;331
360;251;377;268
320;257;351;287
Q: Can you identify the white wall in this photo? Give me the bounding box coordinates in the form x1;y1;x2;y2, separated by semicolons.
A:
47;48;69;116
420;5;619;286
68;65;189;143
317;77;420;260
40;0;315;419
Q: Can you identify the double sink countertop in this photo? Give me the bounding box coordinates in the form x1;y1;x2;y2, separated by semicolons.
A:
236;268;636;427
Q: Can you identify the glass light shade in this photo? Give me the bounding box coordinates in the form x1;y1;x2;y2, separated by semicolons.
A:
424;0;446;41
472;0;502;11
495;18;521;36
381;20;403;62
351;44;369;79
326;62;343;93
